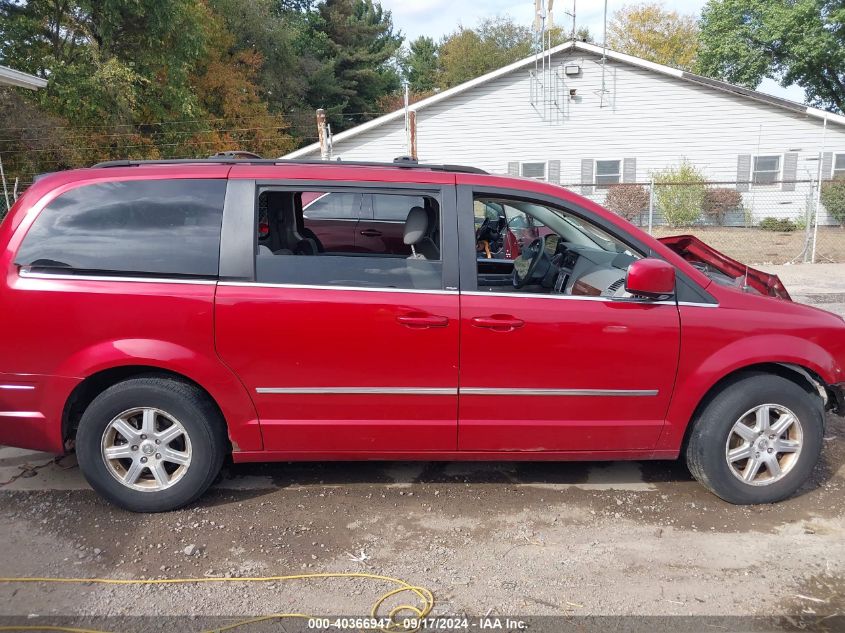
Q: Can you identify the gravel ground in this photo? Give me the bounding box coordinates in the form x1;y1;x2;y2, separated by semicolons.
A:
1;274;844;632
0;417;843;631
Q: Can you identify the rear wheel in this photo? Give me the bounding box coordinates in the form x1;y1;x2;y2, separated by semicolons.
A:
686;372;824;504
76;377;226;512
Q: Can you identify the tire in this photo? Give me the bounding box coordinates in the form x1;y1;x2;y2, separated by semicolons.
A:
75;376;226;512
685;372;824;505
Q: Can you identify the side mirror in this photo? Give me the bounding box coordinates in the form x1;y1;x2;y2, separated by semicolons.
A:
625;258;676;299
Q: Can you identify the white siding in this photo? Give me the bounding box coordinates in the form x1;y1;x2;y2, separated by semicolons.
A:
296;50;845;224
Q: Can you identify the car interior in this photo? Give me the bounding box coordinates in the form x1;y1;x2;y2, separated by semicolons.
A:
256;190;441;260
474;196;645;298
253;189;443;290
257;191;326;257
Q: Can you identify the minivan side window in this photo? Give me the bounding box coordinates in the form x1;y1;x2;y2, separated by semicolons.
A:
16;179;226;278
256;188;442;290
372;193;425;222
302;192;360;220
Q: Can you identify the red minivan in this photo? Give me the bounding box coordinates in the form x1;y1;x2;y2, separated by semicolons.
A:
1;157;842;512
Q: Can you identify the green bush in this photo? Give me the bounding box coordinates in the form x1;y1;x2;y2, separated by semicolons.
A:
703;187;743;225
759;217;797;232
820;178;845;227
652;161;707;228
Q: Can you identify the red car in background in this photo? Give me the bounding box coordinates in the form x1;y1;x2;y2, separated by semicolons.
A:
0;156;842;512
298;191;422;255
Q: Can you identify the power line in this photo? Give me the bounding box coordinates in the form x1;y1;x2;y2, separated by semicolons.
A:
0;112;394;133
0;138;303;154
0;125;297;144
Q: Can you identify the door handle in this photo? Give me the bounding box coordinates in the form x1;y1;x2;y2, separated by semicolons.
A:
360;229;383;237
397;313;449;328
471;315;525;332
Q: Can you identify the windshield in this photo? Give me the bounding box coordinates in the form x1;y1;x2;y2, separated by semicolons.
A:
496;199;637;255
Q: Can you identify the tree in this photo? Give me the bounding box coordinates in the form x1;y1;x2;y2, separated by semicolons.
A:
697;0;845;113
0;0;293;175
190;5;295;158
574;26;594;44
438;16;534;89
607;2;699;71
209;0;304;111
305;0;403;130
401;36;440;93
0;0;208;126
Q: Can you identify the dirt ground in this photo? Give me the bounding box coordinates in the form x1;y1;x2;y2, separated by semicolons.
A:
1;276;845;632
0;415;843;632
651;226;845;265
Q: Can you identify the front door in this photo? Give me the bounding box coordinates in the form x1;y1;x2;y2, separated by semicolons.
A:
457;188;681;453
216;176;460;454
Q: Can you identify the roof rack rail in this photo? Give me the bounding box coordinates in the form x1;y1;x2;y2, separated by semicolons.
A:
90;156;488;175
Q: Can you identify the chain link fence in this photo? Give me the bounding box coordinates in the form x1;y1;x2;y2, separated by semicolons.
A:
565;179;844;265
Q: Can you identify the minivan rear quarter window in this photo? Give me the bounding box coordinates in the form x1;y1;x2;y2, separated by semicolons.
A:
16;179;226;278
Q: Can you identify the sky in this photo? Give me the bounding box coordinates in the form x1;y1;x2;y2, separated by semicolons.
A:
378;0;807;104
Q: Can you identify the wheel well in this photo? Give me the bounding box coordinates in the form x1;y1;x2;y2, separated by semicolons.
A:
680;362;828;452
62;366;228;447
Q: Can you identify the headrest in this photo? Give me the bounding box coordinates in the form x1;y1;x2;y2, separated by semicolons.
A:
404;206;428;245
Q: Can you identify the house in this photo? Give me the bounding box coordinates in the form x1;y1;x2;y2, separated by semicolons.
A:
284;41;845;226
0;65;47;90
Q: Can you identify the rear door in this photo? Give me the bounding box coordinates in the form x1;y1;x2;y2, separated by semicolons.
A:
215;171;460;454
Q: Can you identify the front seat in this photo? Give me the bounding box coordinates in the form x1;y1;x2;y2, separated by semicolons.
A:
404;206;439;260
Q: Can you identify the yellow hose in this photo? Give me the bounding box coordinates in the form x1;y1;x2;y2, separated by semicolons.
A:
0;572;434;633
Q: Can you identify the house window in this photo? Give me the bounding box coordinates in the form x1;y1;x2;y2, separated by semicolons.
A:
595;160;622;188
520;162;547;180
752;155;781;187
834;154;845;180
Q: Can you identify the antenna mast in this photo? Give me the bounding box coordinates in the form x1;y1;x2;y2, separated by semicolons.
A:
561;0;576;41
599;0;609;107
530;0;563;122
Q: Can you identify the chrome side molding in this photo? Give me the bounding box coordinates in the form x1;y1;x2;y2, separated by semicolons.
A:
256;387;659;397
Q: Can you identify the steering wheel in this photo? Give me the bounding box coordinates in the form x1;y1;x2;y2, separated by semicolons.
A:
512;236;551;289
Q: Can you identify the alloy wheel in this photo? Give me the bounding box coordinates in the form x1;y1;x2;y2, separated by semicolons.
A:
100;407;192;492
725;404;803;486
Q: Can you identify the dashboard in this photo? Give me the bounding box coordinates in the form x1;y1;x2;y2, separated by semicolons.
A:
477;234;636;298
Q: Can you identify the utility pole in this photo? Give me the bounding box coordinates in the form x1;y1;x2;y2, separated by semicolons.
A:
409;110;418;161
812;114;829;263
316;109;329;161
403;82;412;157
0;156;10;214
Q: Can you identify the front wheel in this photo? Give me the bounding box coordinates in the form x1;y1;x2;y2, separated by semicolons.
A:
685;372;824;505
76;377;226;512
